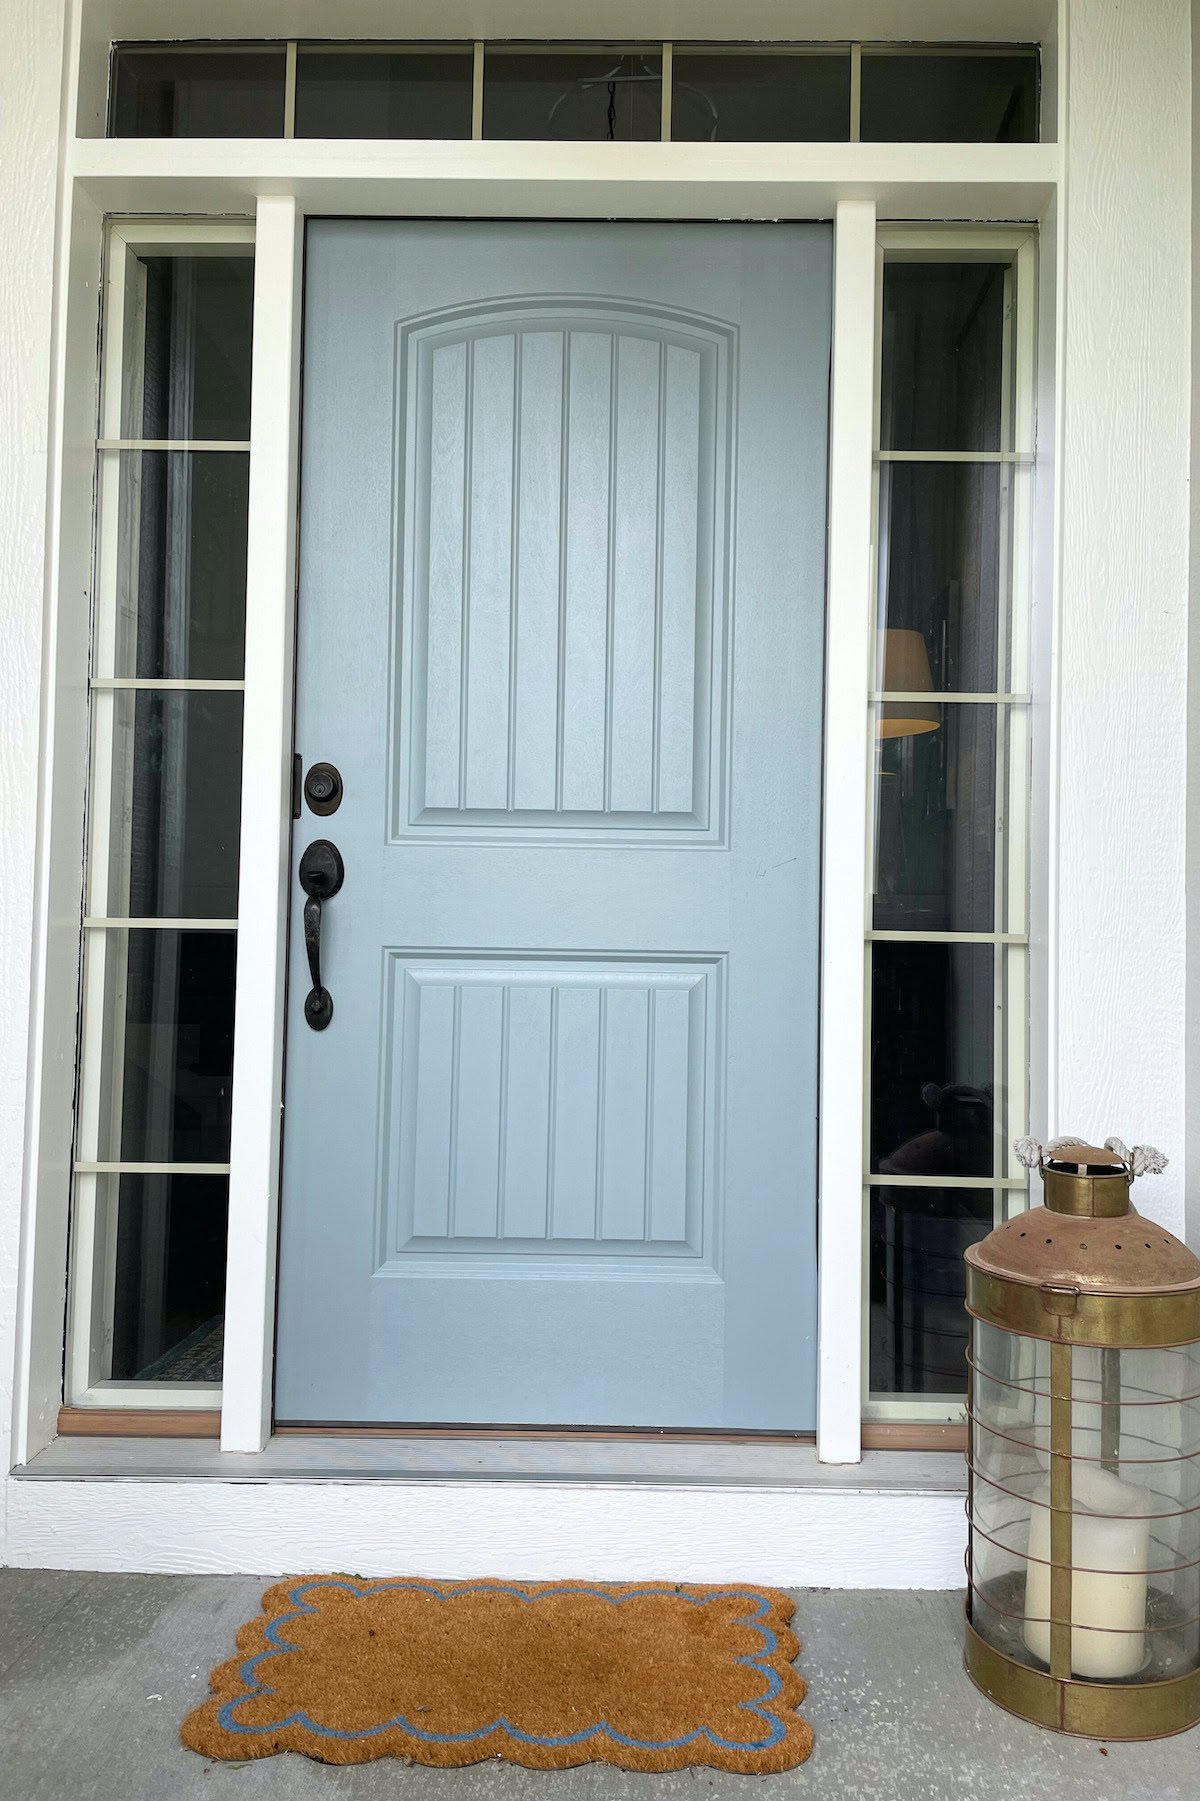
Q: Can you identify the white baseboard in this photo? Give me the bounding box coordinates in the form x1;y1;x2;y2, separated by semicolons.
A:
2;1477;967;1587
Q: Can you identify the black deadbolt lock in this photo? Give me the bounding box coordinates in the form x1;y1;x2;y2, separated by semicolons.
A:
304;761;343;816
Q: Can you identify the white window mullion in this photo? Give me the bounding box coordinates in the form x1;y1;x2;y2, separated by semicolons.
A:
221;194;303;1455
816;197;876;1466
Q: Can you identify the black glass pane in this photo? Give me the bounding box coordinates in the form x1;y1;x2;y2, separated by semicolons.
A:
111;451;249;679
295;49;474;138
876;462;1002;693
106;930;237;1163
869;1185;993;1394
671;52;850;141
110;1174;227;1381
881;263;1007;452
484;50;662;141
125;256;254;441
110;46;287;137
871;942;994;1177
97;692;243;919
860;51;1038;143
873;703;996;933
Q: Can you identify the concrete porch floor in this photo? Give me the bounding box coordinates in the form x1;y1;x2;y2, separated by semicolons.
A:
1;1572;1197;1799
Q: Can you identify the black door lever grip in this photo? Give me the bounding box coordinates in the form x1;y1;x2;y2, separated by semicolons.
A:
298;840;344;1031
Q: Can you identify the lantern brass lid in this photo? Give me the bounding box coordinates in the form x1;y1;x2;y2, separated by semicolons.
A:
1042;1143;1127;1176
966;1206;1200;1298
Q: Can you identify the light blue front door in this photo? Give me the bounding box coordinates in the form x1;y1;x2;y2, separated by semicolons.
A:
276;221;831;1428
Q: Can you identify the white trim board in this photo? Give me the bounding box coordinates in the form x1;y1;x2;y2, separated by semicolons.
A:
3;1477;968;1587
68;137;1056;223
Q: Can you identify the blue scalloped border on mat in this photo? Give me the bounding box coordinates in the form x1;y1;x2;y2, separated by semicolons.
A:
217;1580;790;1751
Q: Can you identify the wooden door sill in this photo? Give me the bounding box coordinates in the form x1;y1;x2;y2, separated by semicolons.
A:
57;1406;221;1439
55;1410;964;1454
861;1422;966;1452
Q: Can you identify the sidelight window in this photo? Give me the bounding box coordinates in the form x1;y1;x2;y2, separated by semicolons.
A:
66;223;253;1407
865;229;1036;1425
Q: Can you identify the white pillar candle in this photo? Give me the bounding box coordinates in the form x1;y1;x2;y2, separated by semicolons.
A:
1023;1463;1153;1679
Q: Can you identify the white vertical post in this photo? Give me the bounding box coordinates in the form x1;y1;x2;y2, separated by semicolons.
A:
221;196;302;1453
816;198;876;1465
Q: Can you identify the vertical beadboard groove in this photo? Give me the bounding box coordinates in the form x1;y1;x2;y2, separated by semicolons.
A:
642;986;657;1242
544;985;560;1239
593;987;608;1240
553;334;572;813
650;341;668;816
446;986;463;1237
456;340;474;811
602;335;619;813
505;335;522;811
494;984;511;1237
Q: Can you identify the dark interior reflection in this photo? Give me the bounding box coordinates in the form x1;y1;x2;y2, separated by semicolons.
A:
871;942;993;1178
117;931;237;1164
110;47;287;137
135;255;254;441
671;53;851;141
873;705;996;933
111;1173;228;1381
483;51;662;140
295;50;475;138
869;1186;993;1394
115;691;243;918
117;452;249;679
881;262;1006;452
860;52;1039;144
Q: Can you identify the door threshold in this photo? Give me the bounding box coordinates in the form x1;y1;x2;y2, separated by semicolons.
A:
275;1422;818;1443
18;1432;966;1492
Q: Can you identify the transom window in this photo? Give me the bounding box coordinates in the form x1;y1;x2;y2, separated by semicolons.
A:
108;40;1040;143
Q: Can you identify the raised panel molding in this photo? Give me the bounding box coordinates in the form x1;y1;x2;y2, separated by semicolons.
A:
391;298;734;845
376;952;723;1269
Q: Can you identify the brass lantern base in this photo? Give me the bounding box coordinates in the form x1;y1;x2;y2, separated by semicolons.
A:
964;1613;1200;1741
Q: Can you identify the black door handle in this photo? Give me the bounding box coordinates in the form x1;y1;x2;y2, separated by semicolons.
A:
298;839;344;1031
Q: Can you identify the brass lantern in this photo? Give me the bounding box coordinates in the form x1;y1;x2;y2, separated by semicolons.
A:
964;1137;1200;1739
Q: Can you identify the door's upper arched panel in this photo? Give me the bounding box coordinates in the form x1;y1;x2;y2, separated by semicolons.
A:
390;298;735;845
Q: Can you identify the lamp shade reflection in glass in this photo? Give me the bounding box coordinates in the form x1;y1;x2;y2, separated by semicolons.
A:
878;628;941;738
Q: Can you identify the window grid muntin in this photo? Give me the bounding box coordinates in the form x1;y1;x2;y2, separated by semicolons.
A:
66;220;253;1409
107;39;1041;144
864;228;1035;1425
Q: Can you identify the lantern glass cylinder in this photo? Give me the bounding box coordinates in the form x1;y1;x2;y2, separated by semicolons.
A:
964;1142;1200;1738
969;1324;1200;1689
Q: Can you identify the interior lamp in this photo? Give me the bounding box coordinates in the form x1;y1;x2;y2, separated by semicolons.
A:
877;628;940;739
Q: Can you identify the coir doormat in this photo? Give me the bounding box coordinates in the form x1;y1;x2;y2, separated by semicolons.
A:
181;1576;813;1774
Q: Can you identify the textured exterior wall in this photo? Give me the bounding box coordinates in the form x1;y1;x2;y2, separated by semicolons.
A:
0;0;67;1490
1056;0;1191;1234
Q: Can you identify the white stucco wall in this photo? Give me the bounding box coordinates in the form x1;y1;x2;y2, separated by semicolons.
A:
0;1;67;1488
1054;0;1192;1239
